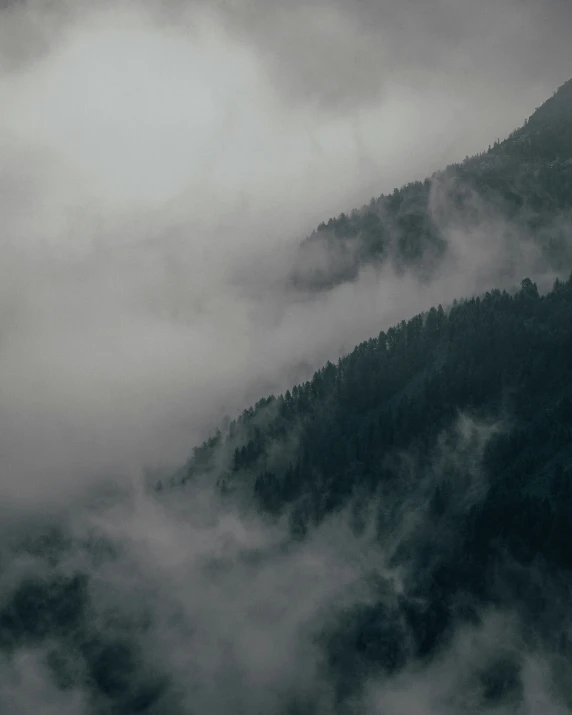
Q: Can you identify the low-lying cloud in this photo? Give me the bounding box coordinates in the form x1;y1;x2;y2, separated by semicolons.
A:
1;413;569;713
0;1;569;507
0;2;570;713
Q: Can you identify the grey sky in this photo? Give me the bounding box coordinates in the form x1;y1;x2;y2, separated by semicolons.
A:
3;0;572;106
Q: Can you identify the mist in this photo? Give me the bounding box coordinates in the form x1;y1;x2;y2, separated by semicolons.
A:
0;0;570;508
0;3;571;711
4;413;569;713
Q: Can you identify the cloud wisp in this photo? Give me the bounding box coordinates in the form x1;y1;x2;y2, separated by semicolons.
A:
1;413;570;713
0;16;568;508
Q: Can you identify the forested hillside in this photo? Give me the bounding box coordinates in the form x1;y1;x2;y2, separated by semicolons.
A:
4;276;572;713
2;79;572;714
173;274;572;708
292;78;572;288
180;274;572;562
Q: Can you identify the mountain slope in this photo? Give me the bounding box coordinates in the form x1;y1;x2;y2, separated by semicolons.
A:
291;78;572;290
2;277;572;714
180;275;572;553
1;82;572;714
174;274;572;708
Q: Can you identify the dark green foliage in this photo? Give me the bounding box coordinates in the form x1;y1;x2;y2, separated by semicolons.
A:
84;637;166;712
1;283;570;714
293;79;572;289
182;273;572;702
192;275;572;532
478;656;523;705
0;556;169;713
0;573;88;647
323;601;409;702
3;78;572;713
89;640;137;697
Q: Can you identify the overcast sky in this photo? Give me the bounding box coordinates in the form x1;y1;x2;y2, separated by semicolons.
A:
0;0;571;506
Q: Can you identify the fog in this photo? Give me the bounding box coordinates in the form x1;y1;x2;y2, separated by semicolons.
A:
3;413;568;713
0;3;571;709
0;0;569;507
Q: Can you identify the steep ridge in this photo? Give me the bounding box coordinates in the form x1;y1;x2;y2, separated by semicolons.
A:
179;276;572;552
291;78;572;290
173;274;572;708
3;277;572;713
